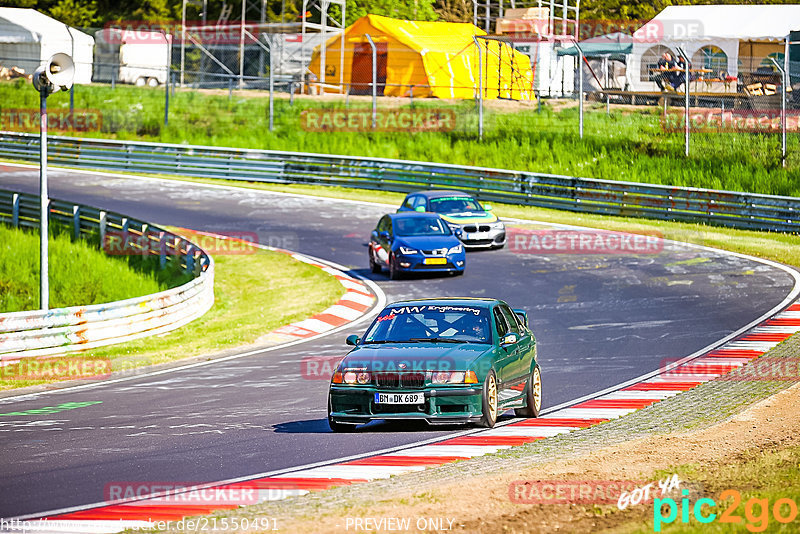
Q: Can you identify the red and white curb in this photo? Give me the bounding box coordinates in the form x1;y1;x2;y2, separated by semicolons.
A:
9;301;798;533
262;250;376;342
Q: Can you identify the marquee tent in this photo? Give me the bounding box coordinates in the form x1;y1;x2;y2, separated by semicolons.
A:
0;7;94;84
628;4;800;91
308;14;533;100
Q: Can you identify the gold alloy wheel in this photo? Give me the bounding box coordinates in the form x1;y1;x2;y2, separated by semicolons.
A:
487;373;498;420
532;367;542;412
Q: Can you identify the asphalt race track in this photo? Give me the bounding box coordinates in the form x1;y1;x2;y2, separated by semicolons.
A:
0;164;796;518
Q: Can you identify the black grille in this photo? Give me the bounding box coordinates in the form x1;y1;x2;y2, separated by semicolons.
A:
479;225;491;232
463;225;477;233
422;248;447;255
374;372;426;388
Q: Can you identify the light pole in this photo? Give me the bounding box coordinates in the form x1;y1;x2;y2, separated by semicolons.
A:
32;53;74;310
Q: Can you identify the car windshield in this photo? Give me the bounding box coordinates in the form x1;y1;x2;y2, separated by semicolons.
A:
429;196;483;214
394;217;450;237
362;304;492;344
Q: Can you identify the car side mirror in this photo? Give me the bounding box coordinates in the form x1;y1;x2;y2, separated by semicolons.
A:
379;231;390;239
345;334;360;346
414;206;425;212
500;333;517;347
484;204;493;211
514;309;528;327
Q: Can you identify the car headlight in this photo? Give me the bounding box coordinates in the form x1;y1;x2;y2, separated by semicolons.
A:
398;246;419;255
491;221;505;229
431;371;468;384
341;370;371;384
448;244;463;255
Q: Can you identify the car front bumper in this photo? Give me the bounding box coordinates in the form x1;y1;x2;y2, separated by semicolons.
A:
394;253;466;273
329;386;483;425
452;225;506;248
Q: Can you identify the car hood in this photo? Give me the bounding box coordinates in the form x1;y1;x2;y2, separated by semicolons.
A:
439;212;499;225
394;234;461;249
341;343;492;372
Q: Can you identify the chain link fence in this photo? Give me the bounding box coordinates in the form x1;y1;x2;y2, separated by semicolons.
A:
0;23;797;171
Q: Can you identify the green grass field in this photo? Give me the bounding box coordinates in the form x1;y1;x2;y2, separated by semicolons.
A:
1;79;797;196
0;224;186;312
0;231;345;390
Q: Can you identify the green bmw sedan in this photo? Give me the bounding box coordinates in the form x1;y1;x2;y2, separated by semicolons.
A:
327;298;541;431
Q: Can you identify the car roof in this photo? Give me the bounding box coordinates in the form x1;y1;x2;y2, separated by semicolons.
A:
384;297;500;308
388;212;445;220
408;190;475;200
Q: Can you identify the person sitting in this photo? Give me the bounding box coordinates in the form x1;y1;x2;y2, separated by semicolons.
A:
653;52;677;91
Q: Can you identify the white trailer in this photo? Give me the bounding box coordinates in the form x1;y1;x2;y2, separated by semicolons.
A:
94;29;171;87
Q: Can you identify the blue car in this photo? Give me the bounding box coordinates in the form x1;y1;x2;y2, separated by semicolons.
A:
369;213;466;279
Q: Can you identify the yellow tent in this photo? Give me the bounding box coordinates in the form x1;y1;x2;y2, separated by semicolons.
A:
308;14;533;100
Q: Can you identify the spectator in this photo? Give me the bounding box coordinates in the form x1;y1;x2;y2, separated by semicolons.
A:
653;52;677;91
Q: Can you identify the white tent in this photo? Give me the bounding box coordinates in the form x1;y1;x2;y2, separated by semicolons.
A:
0;7;94;84
629;5;800;91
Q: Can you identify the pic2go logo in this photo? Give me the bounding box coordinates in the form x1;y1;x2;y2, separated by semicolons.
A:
654;489;799;532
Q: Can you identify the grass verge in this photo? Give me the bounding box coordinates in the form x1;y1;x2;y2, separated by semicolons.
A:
0;233;345;391
1;79;798;195
0;224;184;312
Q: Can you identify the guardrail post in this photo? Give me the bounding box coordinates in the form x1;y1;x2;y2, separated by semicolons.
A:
121;218;129;251
11;193;19;227
72;205;80;240
140;224;149;258
159;231;167;269
99;210;107;249
185;244;195;273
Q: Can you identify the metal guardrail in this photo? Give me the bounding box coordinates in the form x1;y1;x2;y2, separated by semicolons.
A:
0;132;798;232
0;188;214;360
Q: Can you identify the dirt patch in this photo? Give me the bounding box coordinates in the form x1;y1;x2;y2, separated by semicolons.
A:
270;382;800;533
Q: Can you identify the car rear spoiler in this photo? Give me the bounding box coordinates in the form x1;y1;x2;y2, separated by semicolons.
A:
513;308;528;327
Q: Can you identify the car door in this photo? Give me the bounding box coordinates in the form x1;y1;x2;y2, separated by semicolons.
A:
499;304;532;385
492;305;516;392
371;216;392;266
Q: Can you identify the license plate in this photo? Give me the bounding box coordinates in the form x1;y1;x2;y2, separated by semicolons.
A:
374;392;425;404
467;232;489;239
424;257;447;265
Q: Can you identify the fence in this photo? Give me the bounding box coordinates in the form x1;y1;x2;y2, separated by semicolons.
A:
0;188;214;360
0;132;798;233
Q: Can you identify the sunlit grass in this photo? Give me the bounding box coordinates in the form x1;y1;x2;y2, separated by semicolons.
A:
2;79;797;196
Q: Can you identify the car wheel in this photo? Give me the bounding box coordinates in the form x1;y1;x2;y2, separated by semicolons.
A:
147;77;159;87
514;366;542;418
389;253;402;280
369;248;382;274
135;77;146;87
479;370;498;428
